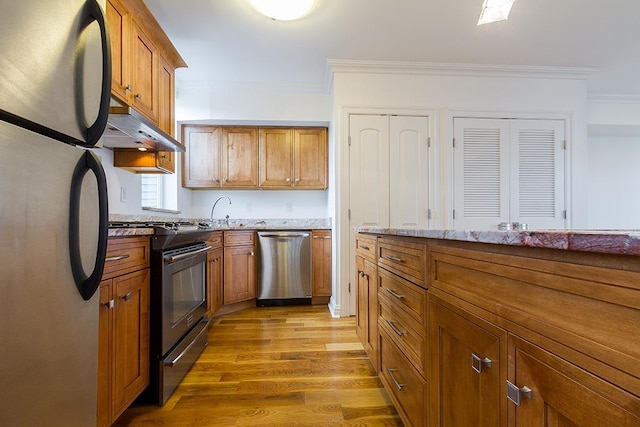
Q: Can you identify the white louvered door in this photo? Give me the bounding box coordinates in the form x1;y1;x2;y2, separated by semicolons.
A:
510;120;566;229
453;118;510;230
453;118;566;230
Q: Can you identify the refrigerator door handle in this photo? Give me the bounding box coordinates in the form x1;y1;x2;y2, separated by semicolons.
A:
0;0;111;148
69;151;109;300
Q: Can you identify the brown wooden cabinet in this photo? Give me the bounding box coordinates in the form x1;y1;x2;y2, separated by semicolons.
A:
428;295;505;427
181;125;328;190
182;125;222;188
106;0;131;105
258;127;327;189
355;233;378;370
130;20;157;123
206;231;224;316
113;149;174;174
312;229;332;301
221;127;259;188
157;54;176;136
223;231;256;304
98;237;150;426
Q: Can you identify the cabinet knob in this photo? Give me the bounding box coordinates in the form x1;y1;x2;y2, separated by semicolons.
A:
249;252;254;256
295;178;300;183
134;93;142;100
124;84;132;92
102;299;114;309
286;178;291;182
120;293;132;302
471;353;492;374
506;381;532;406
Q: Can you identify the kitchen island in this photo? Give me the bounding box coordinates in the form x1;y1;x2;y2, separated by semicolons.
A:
355;227;640;427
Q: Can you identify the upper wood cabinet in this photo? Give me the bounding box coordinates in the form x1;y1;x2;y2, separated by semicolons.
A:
182;125;222;188
259;127;328;189
106;0;186;133
221;127;259;188
182;125;328;190
113;148;174;174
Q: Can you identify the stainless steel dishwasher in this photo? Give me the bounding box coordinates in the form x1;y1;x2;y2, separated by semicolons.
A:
257;231;312;306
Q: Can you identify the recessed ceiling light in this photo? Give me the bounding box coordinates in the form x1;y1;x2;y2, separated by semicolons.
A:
477;0;515;25
248;0;316;21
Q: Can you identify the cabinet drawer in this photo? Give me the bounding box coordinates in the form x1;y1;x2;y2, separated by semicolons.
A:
379;328;428;427
224;230;255;246
355;233;377;262
103;237;150;280
207;231;223;249
378;238;427;287
379;268;428;327
379;294;427;377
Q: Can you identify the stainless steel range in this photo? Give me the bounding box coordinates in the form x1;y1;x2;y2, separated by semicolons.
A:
110;221;213;405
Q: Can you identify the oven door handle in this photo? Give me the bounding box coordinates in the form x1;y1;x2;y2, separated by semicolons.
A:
164;245;211;264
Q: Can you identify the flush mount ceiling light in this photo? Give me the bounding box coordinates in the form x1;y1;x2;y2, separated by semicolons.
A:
248;0;316;21
477;0;515;25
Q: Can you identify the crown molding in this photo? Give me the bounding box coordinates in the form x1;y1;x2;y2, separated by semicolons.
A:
326;59;597;81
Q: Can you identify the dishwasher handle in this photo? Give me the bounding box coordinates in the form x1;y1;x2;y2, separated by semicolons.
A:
258;232;310;238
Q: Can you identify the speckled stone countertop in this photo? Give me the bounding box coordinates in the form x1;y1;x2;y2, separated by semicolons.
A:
356;227;640;256
108;215;331;237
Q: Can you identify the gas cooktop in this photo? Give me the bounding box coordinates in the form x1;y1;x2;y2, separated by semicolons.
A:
109;221;215;249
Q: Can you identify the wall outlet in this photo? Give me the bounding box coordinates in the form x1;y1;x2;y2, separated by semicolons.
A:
120;186;127;203
286;203;293;212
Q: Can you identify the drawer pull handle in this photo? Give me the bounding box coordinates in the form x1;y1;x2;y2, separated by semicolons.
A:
471;353;492;374
358;244;370;250
313;236;331;239
385;255;404;263
105;254;130;262
387;368;404;391
506;381;532;406
386;288;404;299
387;320;404;337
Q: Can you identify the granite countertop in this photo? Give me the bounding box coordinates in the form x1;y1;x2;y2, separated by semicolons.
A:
108;216;332;237
356;227;640;257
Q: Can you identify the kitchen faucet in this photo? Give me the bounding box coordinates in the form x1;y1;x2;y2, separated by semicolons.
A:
210;196;232;226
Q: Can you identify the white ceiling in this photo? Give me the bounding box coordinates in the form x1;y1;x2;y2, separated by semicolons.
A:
145;0;640;96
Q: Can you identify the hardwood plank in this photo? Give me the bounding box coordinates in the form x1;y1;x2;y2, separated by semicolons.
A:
114;305;402;426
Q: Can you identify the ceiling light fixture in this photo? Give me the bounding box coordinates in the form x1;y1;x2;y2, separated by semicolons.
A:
477;0;515;25
248;0;316;21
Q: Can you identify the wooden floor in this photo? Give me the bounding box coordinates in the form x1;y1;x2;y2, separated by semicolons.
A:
115;305;403;426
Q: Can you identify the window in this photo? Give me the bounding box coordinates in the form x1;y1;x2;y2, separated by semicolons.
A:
141;174;179;211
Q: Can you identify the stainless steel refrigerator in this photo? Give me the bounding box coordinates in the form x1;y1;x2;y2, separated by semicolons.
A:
0;0;111;425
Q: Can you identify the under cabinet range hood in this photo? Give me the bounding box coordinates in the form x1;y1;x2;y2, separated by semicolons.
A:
102;106;185;152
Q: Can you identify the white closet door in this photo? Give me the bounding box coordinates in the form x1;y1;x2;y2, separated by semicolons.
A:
510;119;566;229
349;114;390;228
453;118;510;230
389;116;430;228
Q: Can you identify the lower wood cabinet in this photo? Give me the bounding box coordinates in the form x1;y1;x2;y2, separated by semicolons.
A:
206;231;223;316
312;229;332;300
428;295;505;427
98;237;150;426
355;254;378;370
223;231;256;305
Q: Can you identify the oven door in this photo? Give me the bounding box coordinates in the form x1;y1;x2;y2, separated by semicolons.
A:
161;244;208;355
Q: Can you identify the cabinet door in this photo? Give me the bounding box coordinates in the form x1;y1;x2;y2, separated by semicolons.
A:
182;125;221;188
312;230;332;297
97;280;113;427
509;335;640;427
131;21;157;122
453;117;510;230
112;269;149;420
157;54;175;135
221;127;259;188
156;151;174;174
224;246;256;304
429;296;506;427
259;127;293;187
207;247;223;315
509;119;566;229
106;0;131;104
293;127;327;189
355;255;367;345
389;116;429;228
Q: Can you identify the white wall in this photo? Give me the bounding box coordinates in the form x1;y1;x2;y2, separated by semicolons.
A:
587;135;640;229
330;66;590;317
101;83;332;219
